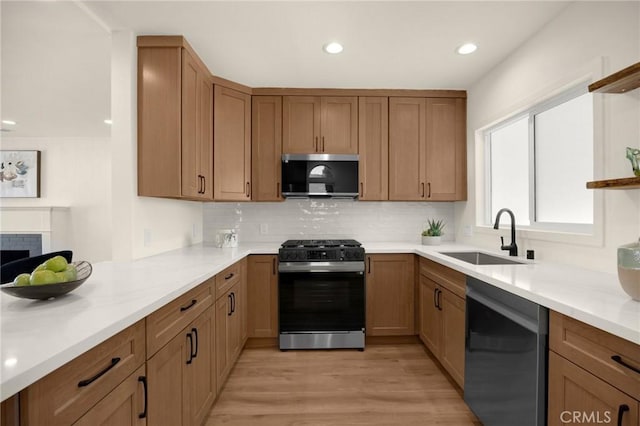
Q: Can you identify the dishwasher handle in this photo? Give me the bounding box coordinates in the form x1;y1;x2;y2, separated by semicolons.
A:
467;286;541;333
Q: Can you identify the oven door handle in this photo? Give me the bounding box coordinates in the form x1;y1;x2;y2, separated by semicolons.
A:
278;262;365;273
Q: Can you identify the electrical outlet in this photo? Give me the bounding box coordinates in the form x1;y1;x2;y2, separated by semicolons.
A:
463;225;473;237
260;223;268;235
144;229;152;246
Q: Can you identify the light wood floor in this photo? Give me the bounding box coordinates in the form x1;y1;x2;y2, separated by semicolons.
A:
206;343;481;425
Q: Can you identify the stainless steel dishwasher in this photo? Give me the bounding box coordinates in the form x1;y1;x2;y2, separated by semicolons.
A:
464;276;548;426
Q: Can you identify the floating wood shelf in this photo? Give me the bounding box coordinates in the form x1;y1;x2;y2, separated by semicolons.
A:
586;176;640;189
588;62;640;94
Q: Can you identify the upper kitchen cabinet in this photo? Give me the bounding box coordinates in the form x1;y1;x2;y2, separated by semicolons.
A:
389;97;426;200
214;85;252;201
283;96;358;154
358;97;389;201
138;36;213;200
252;96;283;201
388;96;466;201
425;98;466;201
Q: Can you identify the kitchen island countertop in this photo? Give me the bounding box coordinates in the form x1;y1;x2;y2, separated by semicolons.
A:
1;241;638;401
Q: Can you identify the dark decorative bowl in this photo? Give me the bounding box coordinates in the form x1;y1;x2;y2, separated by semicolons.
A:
0;261;92;300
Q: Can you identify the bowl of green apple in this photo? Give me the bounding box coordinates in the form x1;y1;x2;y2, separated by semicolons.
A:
0;256;92;300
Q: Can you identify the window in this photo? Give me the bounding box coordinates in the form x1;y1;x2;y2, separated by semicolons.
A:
485;86;594;233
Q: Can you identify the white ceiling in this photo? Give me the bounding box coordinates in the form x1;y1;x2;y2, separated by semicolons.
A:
1;1;572;138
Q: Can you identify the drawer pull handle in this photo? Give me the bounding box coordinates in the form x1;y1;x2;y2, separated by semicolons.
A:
225;273;234;280
611;355;640;374
186;333;194;365
180;299;197;312
78;357;121;387
138;376;148;419
228;294;233;316
231;292;236;314
272;258;276;275
617;404;629;426
437;289;442;311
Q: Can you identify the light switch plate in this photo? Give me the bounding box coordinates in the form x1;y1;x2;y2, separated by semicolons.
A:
260;223;268;235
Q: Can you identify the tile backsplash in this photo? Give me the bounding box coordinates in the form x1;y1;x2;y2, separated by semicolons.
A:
203;200;455;243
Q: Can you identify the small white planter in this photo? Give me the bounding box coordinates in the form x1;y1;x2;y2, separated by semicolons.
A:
422;236;442;246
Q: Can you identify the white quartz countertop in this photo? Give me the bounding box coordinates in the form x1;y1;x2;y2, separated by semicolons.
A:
1;241;638;401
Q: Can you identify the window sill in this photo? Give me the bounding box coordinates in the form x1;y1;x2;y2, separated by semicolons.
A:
474;224;603;248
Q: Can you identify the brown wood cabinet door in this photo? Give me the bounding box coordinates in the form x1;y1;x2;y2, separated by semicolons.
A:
365;254;415;336
239;259;249;346
439;288;465;388
181;49;201;199
214;85;252;201
228;286;242;363
186;307;216;426
320;97;358;154
358;97;389;200
199;75;214;199
419;275;441;356
548;351;639;426
247;255;278;338
282;96;320;154
251;96;283;201
389;97;426;200
425;98;466;201
137;46;182;198
147;330;189;426
73;366;146;426
215;295;230;392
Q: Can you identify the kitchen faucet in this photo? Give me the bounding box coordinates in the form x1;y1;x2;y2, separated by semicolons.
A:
493;208;518;256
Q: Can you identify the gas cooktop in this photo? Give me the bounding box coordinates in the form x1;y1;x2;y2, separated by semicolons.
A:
281;239;362;248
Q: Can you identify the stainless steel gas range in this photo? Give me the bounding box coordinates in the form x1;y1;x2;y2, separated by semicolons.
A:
278;239;366;350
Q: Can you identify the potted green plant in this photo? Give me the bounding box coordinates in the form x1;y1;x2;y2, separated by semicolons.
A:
422;219;445;245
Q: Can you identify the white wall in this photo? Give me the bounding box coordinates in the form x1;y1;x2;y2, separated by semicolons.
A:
0;137;112;262
204;200;455;244
457;2;640;273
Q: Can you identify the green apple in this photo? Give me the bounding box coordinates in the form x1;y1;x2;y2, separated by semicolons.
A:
13;273;31;286
58;264;77;282
33;263;47;272
44;255;68;273
30;270;61;285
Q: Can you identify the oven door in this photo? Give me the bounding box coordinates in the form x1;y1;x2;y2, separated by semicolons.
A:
278;262;365;334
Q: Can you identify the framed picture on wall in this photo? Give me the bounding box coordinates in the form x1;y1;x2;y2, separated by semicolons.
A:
0;150;41;198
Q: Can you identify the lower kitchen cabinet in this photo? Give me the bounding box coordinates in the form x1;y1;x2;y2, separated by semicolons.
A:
549;352;639;426
215;269;246;392
247;255;278;338
147;307;215;426
418;259;466;388
365;254;415;336
73;366;147;426
18;321;146;426
548;311;640;426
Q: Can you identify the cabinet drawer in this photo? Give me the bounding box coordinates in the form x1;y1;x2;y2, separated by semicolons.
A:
20;320;145;426
419;257;465;298
215;261;243;299
550;311;640;399
146;280;213;356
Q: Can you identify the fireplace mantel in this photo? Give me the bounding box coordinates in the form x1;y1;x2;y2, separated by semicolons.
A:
0;207;70;253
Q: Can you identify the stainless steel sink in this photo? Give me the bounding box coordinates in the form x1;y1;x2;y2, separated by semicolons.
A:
439;251;524;265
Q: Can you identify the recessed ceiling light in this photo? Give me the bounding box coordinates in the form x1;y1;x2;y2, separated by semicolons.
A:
104;119;112;125
456;43;478;55
323;42;344;54
2;120;16;125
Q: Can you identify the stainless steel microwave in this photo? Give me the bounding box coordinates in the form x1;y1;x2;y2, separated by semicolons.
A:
281;154;359;199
